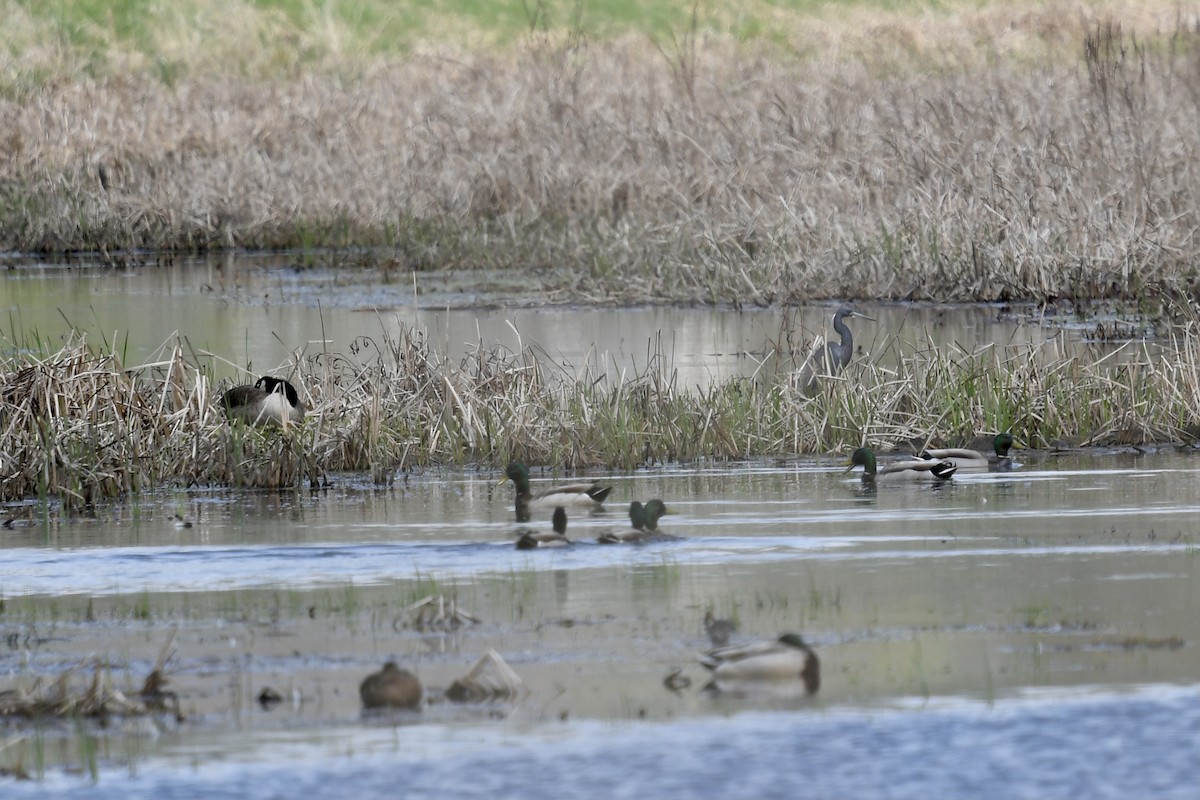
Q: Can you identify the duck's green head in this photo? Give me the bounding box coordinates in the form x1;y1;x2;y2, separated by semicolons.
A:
628;501;646;530
994;432;1018;456
504;461;531;490
643;499;669;530
845;447;876;476
778;633;811;650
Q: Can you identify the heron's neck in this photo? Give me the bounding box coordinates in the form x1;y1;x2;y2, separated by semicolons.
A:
833;315;852;349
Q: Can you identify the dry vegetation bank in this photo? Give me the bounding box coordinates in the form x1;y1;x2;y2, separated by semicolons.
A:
2;305;1199;504
2;5;1200;304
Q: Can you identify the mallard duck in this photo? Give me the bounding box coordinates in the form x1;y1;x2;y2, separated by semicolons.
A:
704;609;738;647
219;376;306;428
797;306;875;395
359;661;422;710
516;506;571;549
503;461;612;522
846;447;956;483
698;633;820;693
597;499;676;544
919;432;1019;470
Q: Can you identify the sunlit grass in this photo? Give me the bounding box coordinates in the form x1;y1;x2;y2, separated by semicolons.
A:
7;0;1154;83
2;8;1198;307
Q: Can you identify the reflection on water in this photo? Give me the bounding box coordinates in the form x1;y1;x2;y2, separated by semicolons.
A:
1;254;1142;389
7;685;1199;800
1;453;1198;794
2;256;1198;795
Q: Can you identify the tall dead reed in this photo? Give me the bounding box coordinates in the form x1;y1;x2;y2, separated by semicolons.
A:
2;313;1198;505
3;14;1200;303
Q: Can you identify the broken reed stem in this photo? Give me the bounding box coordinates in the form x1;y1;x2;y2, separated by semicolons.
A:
3;316;1198;505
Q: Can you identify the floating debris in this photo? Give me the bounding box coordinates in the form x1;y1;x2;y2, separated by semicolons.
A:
393;595;479;632
445;649;524;703
663;667;691;692
1;660;174;721
256;687;284;708
0;630;182;722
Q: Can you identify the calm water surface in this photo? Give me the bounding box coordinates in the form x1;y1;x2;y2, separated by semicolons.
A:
3;452;1200;797
2;254;1144;389
2;257;1198;796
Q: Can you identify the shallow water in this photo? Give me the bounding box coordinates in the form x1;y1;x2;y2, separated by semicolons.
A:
2;451;1199;796
10;685;1200;800
1;254;1147;389
2;256;1198;795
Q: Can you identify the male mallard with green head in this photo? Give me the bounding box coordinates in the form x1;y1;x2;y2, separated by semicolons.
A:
846;447;956;483
503;461;612;522
359;661;422;710
920;432;1020;471
516;506;571;550
698;633;820;693
219;375;306;429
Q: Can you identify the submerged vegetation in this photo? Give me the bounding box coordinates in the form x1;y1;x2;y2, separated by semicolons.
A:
2;301;1198;504
2;3;1200;304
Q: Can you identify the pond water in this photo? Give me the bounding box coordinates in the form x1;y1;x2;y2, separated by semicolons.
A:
1;253;1146;390
2;256;1198;797
3;452;1200;796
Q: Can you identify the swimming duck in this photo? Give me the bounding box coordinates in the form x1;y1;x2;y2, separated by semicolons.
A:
359;661;422;710
503;461;612;522
845;447;956;483
703;609;738;647
597;499;675;544
219;376;306;428
797;306;875;395
516;506;571;549
698;633;820;693
919;432;1019;470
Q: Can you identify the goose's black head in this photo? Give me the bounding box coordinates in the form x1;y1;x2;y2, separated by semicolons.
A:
255;376;300;408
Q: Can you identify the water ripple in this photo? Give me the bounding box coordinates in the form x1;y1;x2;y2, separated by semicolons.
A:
11;683;1199;799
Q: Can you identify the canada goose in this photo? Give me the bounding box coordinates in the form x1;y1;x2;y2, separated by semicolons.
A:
219;376;305;428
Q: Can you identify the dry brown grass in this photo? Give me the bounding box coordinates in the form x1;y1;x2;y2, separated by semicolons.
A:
3;302;1199;504
2;6;1200;303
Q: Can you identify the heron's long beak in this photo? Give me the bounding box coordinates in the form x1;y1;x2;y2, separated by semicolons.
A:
853;312;876;322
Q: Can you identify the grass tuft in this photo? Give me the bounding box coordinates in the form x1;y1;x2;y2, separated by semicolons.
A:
2;11;1200;303
2;303;1199;502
